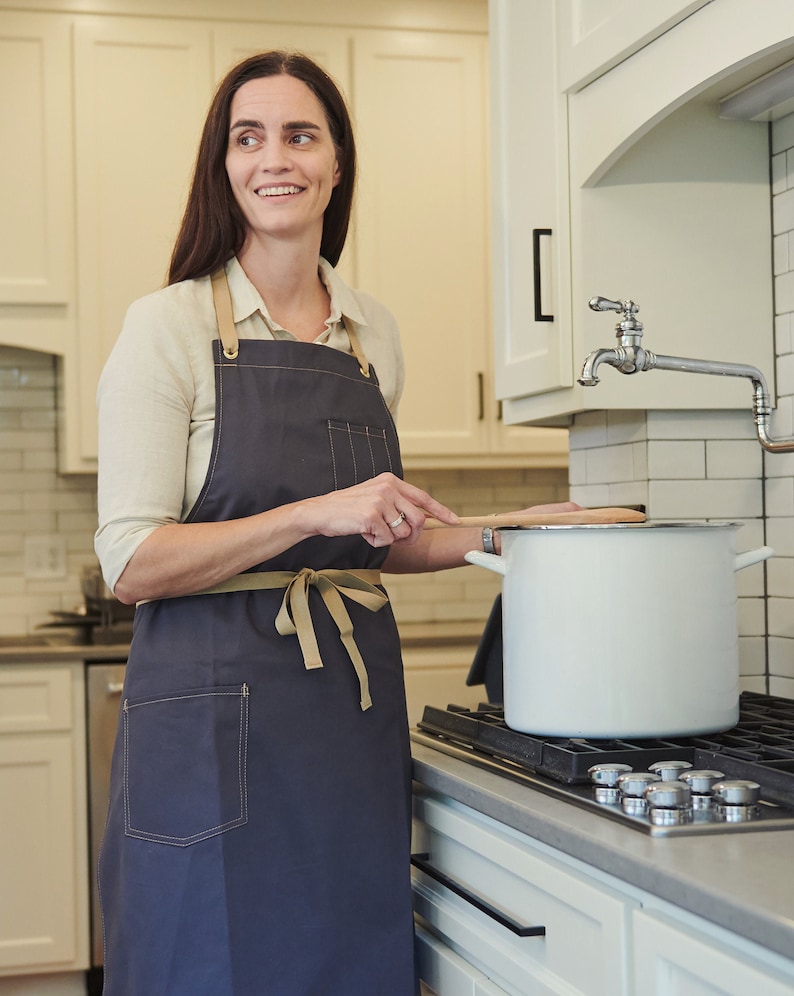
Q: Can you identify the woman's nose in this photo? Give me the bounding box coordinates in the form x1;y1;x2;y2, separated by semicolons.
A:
258;141;291;173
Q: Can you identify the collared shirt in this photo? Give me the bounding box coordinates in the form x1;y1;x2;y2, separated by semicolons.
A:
94;257;405;590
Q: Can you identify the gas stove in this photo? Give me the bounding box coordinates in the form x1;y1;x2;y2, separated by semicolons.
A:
411;692;794;836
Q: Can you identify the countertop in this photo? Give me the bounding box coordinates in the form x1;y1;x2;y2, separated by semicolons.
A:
411;739;794;963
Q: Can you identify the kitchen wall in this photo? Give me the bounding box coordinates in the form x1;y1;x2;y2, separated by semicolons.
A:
568;111;794;700
0;343;567;637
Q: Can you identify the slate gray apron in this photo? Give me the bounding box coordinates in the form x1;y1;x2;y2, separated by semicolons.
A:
98;269;416;995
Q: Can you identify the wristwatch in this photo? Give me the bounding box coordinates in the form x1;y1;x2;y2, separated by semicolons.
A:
482;526;496;554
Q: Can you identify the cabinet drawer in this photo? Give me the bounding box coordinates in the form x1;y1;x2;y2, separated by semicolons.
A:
0;667;73;733
412;792;635;995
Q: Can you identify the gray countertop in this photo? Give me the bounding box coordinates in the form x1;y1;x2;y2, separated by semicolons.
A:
411;739;794;963
0;640;129;664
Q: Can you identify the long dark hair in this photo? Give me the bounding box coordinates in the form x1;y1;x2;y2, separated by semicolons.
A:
168;51;357;284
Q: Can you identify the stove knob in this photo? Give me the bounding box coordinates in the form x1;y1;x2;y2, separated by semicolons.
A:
712;779;761;805
588;763;633;804
617;771;660;815
712;779;762;822
645;781;693;825
678;769;725;809
649;759;693;781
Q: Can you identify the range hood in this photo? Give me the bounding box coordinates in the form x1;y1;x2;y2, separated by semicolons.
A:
719;58;794;121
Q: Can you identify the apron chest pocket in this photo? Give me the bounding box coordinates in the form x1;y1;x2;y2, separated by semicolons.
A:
327;419;395;489
122;683;249;846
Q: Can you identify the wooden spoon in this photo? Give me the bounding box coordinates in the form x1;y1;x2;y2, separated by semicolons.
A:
422;506;647;529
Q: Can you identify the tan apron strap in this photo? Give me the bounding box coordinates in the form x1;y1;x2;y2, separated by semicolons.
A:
210;268;239;359
172;568;386;711
343;321;371;378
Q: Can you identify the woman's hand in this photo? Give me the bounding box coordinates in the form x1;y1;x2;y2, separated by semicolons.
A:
298;473;459;548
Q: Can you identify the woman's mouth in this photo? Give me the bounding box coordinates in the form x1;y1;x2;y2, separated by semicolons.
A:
256;185;304;197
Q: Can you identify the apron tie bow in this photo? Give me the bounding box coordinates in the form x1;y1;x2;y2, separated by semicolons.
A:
275;568;387;711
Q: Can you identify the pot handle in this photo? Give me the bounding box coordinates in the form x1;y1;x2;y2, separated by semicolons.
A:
734;545;775;572
464;550;507;576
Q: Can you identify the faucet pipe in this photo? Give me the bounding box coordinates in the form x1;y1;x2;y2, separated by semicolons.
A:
578;295;792;452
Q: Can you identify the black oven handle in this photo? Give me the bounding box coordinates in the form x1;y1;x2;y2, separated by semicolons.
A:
411;852;546;937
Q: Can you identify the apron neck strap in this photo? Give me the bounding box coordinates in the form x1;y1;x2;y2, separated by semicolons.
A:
211;268;239;359
210;265;371;378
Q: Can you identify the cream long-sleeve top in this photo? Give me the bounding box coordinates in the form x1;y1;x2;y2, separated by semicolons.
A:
95;256;405;591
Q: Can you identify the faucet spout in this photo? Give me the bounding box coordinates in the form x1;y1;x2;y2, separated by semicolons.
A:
577;348;620;386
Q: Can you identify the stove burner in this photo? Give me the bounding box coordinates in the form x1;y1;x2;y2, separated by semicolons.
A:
413;692;794;836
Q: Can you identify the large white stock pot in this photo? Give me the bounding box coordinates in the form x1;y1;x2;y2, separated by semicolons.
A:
465;522;774;738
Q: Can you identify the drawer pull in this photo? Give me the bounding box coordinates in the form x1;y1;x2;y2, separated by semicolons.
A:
411;852;546;938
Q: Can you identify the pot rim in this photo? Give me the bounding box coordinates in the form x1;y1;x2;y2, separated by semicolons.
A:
498;520;743;531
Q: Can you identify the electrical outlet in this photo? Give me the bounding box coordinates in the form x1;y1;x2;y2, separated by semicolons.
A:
24;534;68;580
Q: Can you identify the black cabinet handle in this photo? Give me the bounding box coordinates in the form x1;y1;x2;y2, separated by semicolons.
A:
411;852;546;938
532;228;553;322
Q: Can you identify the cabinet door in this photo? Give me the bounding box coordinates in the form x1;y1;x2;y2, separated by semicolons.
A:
416;924;497;995
633;909;794;996
353;30;491;457
490;0;573;404
555;1;712;93
0;11;72;307
0;733;78;970
71;17;213;465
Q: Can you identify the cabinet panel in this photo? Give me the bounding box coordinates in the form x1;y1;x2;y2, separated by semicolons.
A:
0;734;77;970
413;793;634;995
489;0;573;403
72;17;214;464
555;0;712;93
633;908;794;996
0;12;72;306
353;31;491;456
0;667;72;734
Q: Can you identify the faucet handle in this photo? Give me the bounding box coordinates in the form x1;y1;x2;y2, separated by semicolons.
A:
589;295;643;335
589;296;639;317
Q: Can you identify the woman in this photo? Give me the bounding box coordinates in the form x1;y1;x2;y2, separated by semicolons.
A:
95;51;575;995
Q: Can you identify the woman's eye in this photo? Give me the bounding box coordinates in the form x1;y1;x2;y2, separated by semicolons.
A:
289;133;312;146
239;135;257;147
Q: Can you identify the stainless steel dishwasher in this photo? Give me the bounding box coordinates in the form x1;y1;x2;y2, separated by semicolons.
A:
86;661;126;992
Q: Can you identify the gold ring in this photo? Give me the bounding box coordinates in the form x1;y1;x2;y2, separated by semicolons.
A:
389;512;406;529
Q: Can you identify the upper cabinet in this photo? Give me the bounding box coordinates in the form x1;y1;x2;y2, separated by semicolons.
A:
0;0;566;472
492;0;794;428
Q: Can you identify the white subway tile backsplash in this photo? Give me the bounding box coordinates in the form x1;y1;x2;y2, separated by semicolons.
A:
766;517;794;557
776;312;792;356
605;410;647;445
773;112;794;155
775;232;790;275
768;597;794;639
766;477;794;517
706;439;763;480
739;637;767;676
769;637;794;678
647;440;704;479
773;151;788;196
585;443;636;484
646;410;755;441
568;483;611;507
776;270;794;315
569;410;608;450
738;596;766;636
648;479;763;519
773;184;794;235
768;556;794;597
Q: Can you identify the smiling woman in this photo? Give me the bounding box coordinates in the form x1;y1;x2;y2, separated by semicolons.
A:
93;48;576;996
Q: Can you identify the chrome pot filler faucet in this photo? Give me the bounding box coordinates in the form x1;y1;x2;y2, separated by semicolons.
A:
579;295;794;453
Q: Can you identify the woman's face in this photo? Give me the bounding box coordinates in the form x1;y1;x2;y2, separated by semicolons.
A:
225;74;341;247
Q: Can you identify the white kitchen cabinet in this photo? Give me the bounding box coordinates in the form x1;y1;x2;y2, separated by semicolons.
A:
555;0;712;93
493;0;783;428
0;9;77;381
71;16;214;469
413;787;794;996
490;0;573;407
633;906;794;995
0;665;89;976
353;27;567;467
412;791;635;995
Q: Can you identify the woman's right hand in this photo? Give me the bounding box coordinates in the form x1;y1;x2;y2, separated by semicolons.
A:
297;473;459;548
